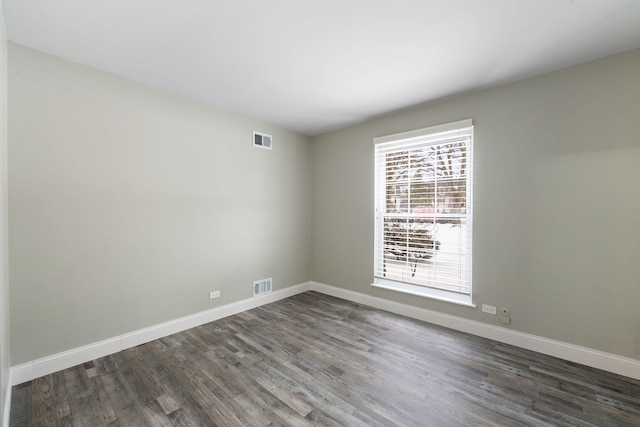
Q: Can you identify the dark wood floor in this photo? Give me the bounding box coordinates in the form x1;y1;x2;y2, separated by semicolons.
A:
10;291;640;426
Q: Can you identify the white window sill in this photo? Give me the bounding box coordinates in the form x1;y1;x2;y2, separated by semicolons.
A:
372;278;476;308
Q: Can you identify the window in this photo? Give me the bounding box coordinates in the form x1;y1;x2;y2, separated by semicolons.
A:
373;119;474;306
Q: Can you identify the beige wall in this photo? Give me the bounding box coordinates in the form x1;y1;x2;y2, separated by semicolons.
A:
312;49;640;359
8;43;313;364
0;4;9;422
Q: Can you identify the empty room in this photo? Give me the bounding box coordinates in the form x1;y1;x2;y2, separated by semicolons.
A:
1;1;640;426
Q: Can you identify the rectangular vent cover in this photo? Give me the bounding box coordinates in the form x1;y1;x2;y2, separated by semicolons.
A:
253;131;272;149
253;278;273;297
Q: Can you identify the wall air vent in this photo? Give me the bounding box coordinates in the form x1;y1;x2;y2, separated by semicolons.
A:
253;278;273;297
253;131;272;149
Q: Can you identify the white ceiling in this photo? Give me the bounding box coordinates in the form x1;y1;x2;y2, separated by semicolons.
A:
3;0;640;136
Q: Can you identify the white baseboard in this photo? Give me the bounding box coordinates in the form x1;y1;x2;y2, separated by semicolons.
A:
310;281;640;381
2;369;11;427
10;282;312;386
9;280;640;388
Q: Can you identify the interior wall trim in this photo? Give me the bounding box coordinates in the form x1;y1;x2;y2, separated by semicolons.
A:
9;280;639;387
10;282;313;386
310;281;640;381
2;369;12;427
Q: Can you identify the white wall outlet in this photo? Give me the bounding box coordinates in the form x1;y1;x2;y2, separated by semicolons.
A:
482;304;496;315
209;290;220;299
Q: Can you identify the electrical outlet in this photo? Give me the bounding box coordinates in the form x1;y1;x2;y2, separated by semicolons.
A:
209;290;220;299
482;304;496;315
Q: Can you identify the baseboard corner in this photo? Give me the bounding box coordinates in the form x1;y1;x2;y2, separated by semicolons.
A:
10;280;637;385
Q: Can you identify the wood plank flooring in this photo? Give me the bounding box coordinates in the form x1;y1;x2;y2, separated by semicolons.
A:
10;291;640;426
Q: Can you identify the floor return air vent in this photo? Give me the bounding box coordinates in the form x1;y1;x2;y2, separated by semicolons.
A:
253;278;272;297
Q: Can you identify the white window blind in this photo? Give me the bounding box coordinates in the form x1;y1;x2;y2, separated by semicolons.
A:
374;120;473;297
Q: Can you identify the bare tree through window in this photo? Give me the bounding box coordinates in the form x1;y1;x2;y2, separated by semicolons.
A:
375;124;472;295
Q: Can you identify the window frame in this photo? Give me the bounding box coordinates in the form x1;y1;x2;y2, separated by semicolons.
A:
372;119;475;307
